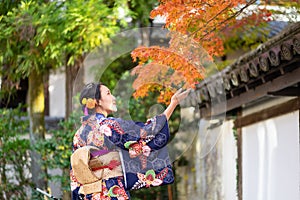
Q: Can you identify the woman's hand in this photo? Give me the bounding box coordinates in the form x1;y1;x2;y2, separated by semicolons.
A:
170;88;192;106
164;88;192;120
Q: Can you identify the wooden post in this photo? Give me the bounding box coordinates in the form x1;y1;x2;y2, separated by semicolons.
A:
168;185;173;200
236;109;243;200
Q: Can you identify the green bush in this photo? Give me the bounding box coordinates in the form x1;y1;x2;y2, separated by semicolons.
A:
0;106;32;199
35;111;81;196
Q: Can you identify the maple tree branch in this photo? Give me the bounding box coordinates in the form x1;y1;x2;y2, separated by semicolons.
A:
189;0;257;40
189;1;232;37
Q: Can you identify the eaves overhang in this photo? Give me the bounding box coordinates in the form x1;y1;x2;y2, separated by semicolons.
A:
189;22;300;118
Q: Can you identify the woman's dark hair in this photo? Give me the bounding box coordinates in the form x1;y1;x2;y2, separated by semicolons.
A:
79;82;103;114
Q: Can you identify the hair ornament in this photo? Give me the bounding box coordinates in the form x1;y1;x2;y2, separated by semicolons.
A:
81;98;96;109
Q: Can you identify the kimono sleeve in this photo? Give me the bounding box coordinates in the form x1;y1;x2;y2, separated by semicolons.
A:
99;114;170;151
98;114;174;191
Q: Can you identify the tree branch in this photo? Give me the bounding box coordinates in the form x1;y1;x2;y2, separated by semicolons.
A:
189;0;257;40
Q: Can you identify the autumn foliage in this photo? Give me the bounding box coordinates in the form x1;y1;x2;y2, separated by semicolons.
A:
131;0;272;104
131;34;209;104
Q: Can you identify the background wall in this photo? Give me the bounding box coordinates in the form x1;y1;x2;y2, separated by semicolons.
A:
221;120;238;200
49;71;66;118
242;111;300;200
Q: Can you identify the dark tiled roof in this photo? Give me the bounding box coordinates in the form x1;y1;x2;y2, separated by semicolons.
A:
252;21;290;38
267;21;289;37
190;22;300;117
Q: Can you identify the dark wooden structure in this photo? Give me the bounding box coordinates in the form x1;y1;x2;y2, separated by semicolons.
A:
192;22;300;119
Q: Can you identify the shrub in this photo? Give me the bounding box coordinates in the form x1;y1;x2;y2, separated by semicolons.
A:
0;106;32;199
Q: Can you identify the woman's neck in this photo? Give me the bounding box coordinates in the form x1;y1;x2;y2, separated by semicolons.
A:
95;106;108;117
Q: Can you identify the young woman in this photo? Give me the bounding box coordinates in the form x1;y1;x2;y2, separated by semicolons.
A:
70;82;190;200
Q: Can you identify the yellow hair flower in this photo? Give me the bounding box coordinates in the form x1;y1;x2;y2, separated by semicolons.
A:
81;98;87;105
82;98;96;109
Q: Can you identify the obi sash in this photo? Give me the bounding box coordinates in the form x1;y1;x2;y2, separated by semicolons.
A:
70;146;123;195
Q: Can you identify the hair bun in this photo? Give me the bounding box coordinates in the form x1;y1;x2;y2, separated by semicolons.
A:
79;83;98;105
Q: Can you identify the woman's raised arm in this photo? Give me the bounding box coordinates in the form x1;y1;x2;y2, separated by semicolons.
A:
163;88;191;120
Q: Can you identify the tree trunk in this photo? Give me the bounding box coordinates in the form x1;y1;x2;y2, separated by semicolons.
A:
28;69;47;191
138;20;153;46
65;59;83;119
64;59;83;200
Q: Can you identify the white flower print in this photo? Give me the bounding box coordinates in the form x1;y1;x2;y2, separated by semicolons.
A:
100;124;112;137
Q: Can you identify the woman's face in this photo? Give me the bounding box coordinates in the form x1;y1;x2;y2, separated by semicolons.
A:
99;85;117;115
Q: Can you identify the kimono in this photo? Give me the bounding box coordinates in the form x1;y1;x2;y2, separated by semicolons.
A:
70;113;174;200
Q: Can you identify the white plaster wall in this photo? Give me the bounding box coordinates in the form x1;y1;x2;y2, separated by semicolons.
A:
242;111;299;200
180;119;237;200
221;120;238;200
49;71;66;118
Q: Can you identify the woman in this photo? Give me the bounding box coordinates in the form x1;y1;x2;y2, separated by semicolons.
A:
70;82;190;200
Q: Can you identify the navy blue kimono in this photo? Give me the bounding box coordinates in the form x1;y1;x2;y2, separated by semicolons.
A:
71;113;174;200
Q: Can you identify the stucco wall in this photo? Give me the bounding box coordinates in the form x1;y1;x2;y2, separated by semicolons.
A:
49;71;66;118
176;119;237;200
242;111;299;200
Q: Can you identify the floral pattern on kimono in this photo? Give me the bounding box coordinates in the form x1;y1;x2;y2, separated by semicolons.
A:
71;113;173;200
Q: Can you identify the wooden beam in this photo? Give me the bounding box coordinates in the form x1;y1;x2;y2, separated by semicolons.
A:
200;65;300;118
234;97;300;128
227;65;300;114
267;85;300;96
236;109;243;200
